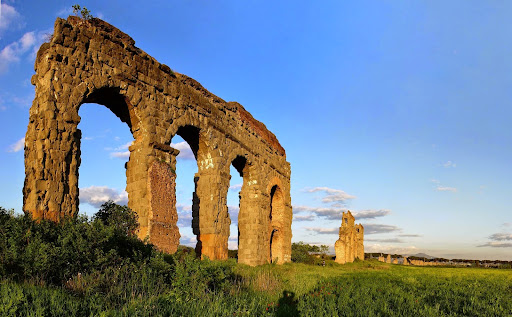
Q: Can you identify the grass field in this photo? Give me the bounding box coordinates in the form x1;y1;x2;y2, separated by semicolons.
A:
1;206;511;316
2;260;511;316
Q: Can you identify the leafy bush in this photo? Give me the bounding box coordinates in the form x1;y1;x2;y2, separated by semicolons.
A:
291;242;329;264
0;203;154;284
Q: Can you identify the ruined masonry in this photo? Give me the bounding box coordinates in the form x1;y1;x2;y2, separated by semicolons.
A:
334;211;364;264
23;17;292;266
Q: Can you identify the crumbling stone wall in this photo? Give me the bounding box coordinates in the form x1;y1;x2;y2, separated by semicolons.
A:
334;211;364;264
23;16;292;266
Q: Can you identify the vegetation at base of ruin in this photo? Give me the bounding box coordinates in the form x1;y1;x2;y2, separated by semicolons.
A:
1;205;511;316
291;241;330;264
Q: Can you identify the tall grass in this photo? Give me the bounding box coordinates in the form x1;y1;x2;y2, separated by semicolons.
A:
1;206;511;316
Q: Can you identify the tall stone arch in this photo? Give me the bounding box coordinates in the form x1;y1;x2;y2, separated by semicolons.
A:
23;16;292;266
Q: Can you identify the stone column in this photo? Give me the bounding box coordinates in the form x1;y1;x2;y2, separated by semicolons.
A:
126;140;180;253
24;69;82;221
238;168;267;265
193;168;231;260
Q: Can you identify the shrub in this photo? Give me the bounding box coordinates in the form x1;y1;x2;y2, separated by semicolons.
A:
291;242;329;264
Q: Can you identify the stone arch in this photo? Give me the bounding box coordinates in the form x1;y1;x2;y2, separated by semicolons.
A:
23;16;292;266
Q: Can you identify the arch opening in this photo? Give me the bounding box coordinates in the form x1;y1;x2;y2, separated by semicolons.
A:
227;155;247;260
82;87;134;130
77;97;134;216
269;184;285;263
169;125;201;252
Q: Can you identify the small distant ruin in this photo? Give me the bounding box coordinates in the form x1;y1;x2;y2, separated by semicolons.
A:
334;211;364;264
23;16;292;266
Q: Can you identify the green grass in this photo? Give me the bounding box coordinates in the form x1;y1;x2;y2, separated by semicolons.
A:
1;206;511;316
2;260;511;316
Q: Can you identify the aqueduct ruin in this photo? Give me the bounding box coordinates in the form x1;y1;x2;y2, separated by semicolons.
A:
23;16;292;266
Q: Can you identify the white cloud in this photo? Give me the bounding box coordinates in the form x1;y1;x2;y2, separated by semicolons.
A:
293;214;315;221
293;205;390;221
110;151;130;159
0;30;47;73
443;161;456;168
436;186;457;192
478;242;512;248
176;203;193;227
399;234;422;238
305;187;356;204
229;183;242;192
79;186;128;208
172;141;195;160
56;6;74;18
228;236;238;250
353;209;391;220
180;235;197;248
7;137;24;152
228;205;239;224
108;141;132;159
365;238;405;243
364;244;419;255
502;222;511;227
489;233;512;241
304;227;338;235
362;224;401;235
0;3;23;38
430;179;440;184
293;205;347;220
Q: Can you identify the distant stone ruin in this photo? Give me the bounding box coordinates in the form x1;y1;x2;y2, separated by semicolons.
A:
334;210;364;264
23;16;292;266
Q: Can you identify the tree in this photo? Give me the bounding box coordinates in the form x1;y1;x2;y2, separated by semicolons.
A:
93;200;138;236
72;4;93;20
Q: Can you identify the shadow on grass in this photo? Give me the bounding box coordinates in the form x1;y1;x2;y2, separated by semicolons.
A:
275;290;299;316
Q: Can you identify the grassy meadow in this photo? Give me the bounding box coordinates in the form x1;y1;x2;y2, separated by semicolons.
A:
1;205;511;316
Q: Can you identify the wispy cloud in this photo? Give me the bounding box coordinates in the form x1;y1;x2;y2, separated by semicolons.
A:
399;234;422;238
353;209;391;220
365;244;419;255
0;30;48;74
305;187;356;204
79;186;128;208
304;227;338;235
363;224;401;235
478;242;512;248
293;205;346;220
180;235;197;248
172;141;195;160
229;183;242;192
443;161;456;168
489;233;512;241
176;203;193;227
365;238;405;243
0;3;23;38
108;142;132;159
7;137;24;152
228;205;239;224
293;205;390;221
293;214;316;221
436;186;457;193
56;6;74;18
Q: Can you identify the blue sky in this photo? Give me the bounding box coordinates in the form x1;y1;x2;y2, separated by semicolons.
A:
1;0;511;260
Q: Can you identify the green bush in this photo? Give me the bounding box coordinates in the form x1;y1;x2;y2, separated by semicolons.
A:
0;202;154;284
291;242;329;264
